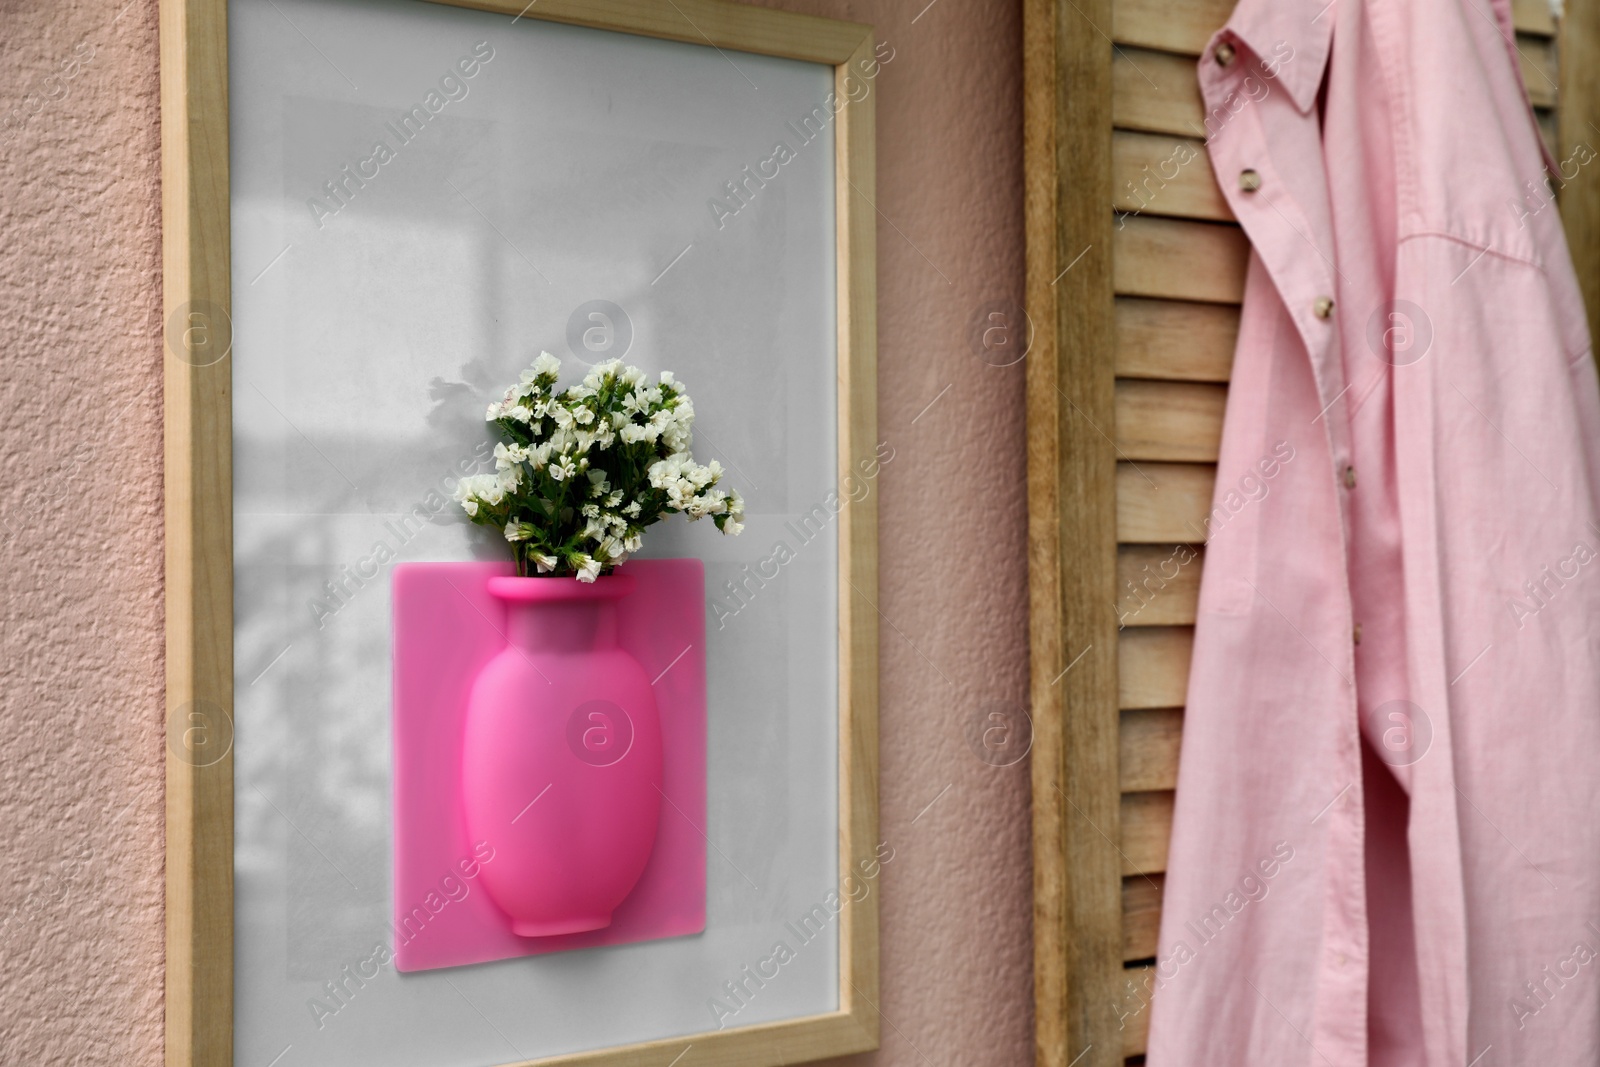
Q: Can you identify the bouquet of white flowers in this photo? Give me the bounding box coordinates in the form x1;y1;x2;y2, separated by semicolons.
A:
455;353;744;581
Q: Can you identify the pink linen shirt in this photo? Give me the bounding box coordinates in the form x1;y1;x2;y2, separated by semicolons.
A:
1145;0;1600;1063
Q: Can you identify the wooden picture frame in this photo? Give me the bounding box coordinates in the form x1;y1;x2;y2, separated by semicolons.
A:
160;2;879;1064
1024;1;1600;1065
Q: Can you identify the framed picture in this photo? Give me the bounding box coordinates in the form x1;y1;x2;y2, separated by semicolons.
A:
160;0;881;1063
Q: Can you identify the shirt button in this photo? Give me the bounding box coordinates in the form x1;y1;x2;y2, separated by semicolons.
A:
1314;296;1336;319
1343;465;1357;489
1239;169;1261;192
1215;41;1236;66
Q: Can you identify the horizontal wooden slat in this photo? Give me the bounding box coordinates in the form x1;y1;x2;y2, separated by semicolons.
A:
1117;461;1216;542
1121;790;1174;875
1113;131;1230;222
1514;0;1556;35
1115;379;1227;461
1112;0;1226;55
1119;962;1156;1058
1113;0;1554;56
1520;32;1558;109
1115;297;1238;381
1121;706;1183;792
1114;216;1248;304
1122;962;1155;1058
1113;47;1206;139
1123;873;1164;961
1117;544;1201;627
1119;626;1193;709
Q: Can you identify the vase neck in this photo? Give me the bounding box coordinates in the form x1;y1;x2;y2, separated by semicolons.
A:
504;597;619;654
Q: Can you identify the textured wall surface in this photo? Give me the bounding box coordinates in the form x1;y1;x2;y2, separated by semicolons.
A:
0;0;168;1062
0;0;1028;1062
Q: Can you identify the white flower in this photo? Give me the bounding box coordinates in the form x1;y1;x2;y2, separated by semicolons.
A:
570;553;602;583
532;551;558;573
659;370;676;386
723;519;744;536
623;500;642;518
494;442;529;470
531;351;562;379
550;456;577;481
462;499;479;517
503;521;534;542
455;472;507;508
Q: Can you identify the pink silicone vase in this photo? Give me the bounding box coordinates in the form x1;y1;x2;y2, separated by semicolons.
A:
461;573;663;937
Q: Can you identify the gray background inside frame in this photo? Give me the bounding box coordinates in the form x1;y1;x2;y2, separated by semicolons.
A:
229;0;841;1062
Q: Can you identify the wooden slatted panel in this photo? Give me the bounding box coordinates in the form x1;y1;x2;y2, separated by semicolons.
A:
1123;874;1164;961
1117;461;1216;542
1114;217;1248;303
1120;791;1174;875
1120;707;1183;791
1113;131;1229;222
1115;298;1237;381
1111;15;1231;1065
1115;380;1226;462
1118;626;1193;709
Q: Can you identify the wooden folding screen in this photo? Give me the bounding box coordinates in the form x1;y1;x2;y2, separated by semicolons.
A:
1025;1;1597;1065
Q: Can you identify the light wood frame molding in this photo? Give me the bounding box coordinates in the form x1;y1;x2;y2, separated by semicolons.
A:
1026;1;1600;1066
160;2;879;1065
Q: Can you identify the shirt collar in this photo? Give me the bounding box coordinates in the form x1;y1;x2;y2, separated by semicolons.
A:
1206;0;1337;115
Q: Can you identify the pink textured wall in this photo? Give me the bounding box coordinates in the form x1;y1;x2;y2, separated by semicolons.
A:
0;0;168;1061
0;0;1028;1063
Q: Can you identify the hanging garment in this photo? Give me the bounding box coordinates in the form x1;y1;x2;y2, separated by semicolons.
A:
1144;0;1600;1063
